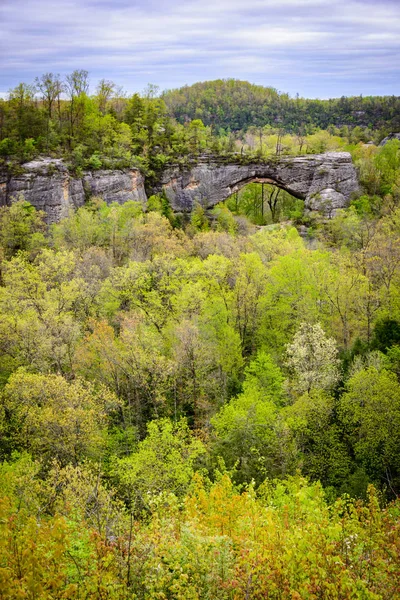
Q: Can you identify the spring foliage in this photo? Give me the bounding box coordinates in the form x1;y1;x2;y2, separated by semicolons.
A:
0;127;400;595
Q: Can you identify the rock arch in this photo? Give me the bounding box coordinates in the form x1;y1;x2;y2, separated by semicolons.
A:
157;152;359;215
0;152;360;223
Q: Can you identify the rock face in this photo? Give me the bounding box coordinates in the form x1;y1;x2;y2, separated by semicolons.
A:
0;152;360;222
82;170;147;206
0;158;147;223
379;133;400;146
157;152;359;215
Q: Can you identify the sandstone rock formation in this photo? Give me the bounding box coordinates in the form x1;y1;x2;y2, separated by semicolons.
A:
0;152;360;223
157;152;359;215
0;158;147;223
379;133;400;146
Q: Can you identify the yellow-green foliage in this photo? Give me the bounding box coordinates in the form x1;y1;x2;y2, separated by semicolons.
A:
0;462;399;599
0;139;400;596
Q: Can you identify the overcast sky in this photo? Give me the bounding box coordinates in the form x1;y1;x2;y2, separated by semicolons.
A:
1;0;399;99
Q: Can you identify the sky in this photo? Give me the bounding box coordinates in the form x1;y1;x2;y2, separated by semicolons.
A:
1;0;400;99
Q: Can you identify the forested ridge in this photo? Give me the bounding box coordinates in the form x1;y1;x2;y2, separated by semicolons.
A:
162;79;400;134
1;71;400;598
1;71;399;179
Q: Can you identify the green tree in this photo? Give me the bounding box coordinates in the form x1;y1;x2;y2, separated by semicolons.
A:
210;352;294;485
0;370;119;465
0;200;47;261
339;367;400;496
284;390;351;495
112;418;205;511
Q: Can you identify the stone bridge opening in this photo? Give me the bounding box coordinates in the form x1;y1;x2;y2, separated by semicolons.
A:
228;176;303;199
225;178;301;225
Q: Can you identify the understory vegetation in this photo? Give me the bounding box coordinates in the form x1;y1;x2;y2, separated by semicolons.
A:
0;74;400;598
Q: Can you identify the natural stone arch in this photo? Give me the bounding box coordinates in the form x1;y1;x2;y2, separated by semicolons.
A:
0;151;360;224
225;175;304;199
157;152;359;215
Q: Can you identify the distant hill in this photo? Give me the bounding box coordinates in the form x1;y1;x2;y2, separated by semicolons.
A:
162;79;400;133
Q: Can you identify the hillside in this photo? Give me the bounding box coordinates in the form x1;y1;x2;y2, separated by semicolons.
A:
1;72;399;175
163;78;400;133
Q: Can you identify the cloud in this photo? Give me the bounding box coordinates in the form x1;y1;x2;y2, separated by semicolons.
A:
233;28;332;47
0;0;399;98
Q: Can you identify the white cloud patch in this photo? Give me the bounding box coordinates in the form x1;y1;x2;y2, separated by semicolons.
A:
233;27;332;47
0;0;399;98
